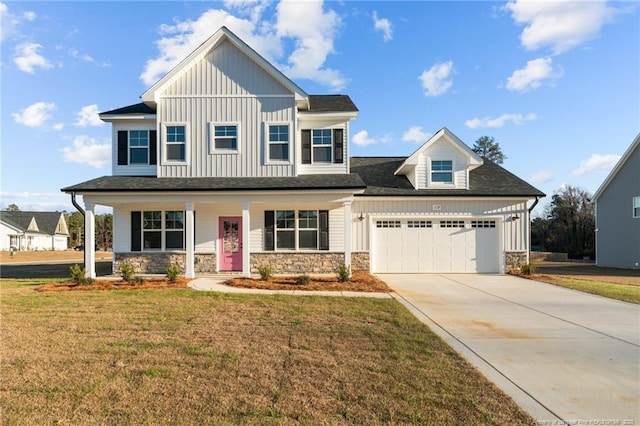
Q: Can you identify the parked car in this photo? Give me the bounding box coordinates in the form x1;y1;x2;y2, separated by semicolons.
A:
74;244;100;251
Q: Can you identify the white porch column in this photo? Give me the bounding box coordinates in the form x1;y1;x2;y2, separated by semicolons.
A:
343;200;352;272
242;202;250;277
84;202;96;278
185;202;195;278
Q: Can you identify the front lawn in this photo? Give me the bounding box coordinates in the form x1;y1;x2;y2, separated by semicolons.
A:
531;276;640;304
1;280;535;425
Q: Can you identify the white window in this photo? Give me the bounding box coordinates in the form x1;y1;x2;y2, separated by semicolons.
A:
267;124;290;162
312;129;332;163
276;210;296;250
275;210;320;250
634;196;640;218
432;160;453;183
142;211;184;250
164;124;187;162
129;130;149;164
211;124;239;152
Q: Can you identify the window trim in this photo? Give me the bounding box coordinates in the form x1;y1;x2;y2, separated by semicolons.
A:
265;122;292;164
117;128;157;166
137;210;185;252
129;130;150;165
265;210;328;251
430;159;454;185
162;123;188;164
311;129;333;164
634;196;640;219
210;122;241;154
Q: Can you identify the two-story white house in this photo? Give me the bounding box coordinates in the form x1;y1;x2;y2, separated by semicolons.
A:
63;26;544;279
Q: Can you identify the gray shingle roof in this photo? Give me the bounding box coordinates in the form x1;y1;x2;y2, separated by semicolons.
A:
0;211;67;235
350;157;545;197
62;174;367;193
100;103;156;115
307;95;358;113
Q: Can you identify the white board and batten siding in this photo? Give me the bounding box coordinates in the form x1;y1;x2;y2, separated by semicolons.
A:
297;118;350;176
416;139;469;189
352;198;530;273
156;39;298;179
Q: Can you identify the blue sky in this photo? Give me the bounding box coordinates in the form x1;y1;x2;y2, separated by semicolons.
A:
1;0;638;215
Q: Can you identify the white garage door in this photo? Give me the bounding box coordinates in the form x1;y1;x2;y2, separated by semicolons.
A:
373;219;499;273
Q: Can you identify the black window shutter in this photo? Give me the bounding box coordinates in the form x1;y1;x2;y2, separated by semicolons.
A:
301;130;311;164
117;131;128;165
149;130;157;165
333;129;344;164
131;211;142;251
264;211;275;251
319;210;329;250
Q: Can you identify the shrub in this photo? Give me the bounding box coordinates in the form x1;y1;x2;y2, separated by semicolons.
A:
257;264;273;281
295;274;311;285
166;263;182;283
336;264;351;282
520;263;536;275
69;264;95;285
119;261;135;282
69;264;85;284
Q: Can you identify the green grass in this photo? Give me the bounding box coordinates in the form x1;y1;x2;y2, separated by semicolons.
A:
1;279;535;425
547;278;640;304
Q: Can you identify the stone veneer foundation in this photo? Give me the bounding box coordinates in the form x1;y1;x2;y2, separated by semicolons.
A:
115;252;216;275
505;251;528;273
251;252;362;274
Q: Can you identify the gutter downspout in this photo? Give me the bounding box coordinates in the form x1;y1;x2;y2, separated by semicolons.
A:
70;192;85;268
527;196;541;264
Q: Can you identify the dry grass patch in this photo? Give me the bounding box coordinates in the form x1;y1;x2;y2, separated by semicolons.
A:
36;277;191;292
1;279;535;425
225;271;391;292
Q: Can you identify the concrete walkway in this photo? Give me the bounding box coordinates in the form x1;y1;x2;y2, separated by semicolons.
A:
381;273;640;425
188;276;393;298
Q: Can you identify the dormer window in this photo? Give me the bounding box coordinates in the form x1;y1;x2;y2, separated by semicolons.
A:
129;131;149;164
432;160;453;183
117;130;157;166
312;130;333;163
301;129;344;164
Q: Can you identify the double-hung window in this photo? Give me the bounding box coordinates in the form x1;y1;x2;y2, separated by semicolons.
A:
634;197;640;218
312;129;332;163
117;130;156;166
134;210;185;251
142;211;162;250
265;210;328;251
301;129;344;164
267;124;290;162
212;124;238;152
165;125;186;162
431;160;453;183
129;130;149;164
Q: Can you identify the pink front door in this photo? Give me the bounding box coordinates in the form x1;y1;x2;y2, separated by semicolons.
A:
219;217;242;271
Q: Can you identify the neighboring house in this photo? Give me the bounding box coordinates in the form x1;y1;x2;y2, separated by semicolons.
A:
0;211;70;251
62;26;544;278
592;134;640;269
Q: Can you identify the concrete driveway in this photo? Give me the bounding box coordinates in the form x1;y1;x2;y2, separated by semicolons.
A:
380;273;639;424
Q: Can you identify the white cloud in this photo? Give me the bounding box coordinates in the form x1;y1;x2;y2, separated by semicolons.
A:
529;170;554;185
1;2;18;42
23;11;36;21
60;136;110;168
69;48;110;67
14;42;53;73
465;113;537;129
352;130;391;147
373;11;392;42
572;153;621;177
504;0;618;54
402;126;431;143
419;61;453;96
0;192;72;212
141;1;345;91
11;102;56;127
74;104;104;127
53;123;64;131
505;57;562;92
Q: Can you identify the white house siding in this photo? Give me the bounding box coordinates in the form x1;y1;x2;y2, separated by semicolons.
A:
0;222;19;250
351;198;529;253
416;140;469;189
155;39;298;178
112;119;158;176
297;118;349;175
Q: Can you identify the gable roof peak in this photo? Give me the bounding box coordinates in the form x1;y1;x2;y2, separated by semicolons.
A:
593;132;640;200
395;127;483;175
141;26;308;104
